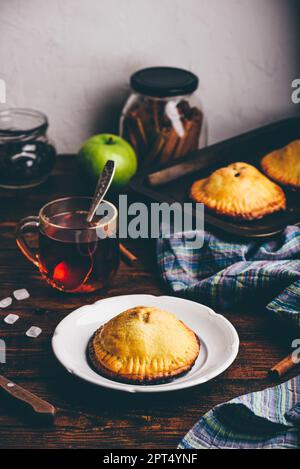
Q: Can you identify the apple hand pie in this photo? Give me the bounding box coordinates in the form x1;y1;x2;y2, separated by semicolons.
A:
261;140;300;189
88;306;200;384
190;162;286;220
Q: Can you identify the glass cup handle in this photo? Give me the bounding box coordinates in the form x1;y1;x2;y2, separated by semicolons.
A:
16;216;40;268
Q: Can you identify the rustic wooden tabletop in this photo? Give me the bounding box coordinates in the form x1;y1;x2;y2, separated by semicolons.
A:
0;155;296;449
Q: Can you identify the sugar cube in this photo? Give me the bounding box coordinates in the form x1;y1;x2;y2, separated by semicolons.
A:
26;326;42;338
4;314;19;324
13;289;30;301
0;297;12;308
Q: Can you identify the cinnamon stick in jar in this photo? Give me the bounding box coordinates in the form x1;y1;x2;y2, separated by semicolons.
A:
120;67;204;168
159;127;180;165
173;119;194;159
144;133;166;166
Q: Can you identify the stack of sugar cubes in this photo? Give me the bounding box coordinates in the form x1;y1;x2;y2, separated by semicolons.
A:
1;289;42;338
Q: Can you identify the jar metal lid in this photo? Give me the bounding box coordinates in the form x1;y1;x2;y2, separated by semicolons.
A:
130;67;199;98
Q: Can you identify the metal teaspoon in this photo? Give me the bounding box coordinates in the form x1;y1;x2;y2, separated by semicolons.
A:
86;160;116;224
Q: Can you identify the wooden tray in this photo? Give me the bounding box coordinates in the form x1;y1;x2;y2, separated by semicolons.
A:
130;117;300;238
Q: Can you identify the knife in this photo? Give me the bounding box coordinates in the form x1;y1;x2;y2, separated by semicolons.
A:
0;374;56;423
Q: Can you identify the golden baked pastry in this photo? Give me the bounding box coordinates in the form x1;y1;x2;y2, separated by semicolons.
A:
261;140;300;189
88;306;200;384
190;162;286;220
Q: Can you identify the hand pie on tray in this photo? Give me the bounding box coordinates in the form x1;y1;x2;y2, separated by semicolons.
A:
261;140;300;189
190;162;286;220
88;306;200;384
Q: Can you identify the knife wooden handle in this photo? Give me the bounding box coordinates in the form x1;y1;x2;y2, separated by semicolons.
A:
0;374;56;422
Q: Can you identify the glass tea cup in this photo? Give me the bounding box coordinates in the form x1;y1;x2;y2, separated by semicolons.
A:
16;197;120;293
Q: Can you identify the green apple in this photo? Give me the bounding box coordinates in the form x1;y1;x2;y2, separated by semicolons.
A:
78;134;137;192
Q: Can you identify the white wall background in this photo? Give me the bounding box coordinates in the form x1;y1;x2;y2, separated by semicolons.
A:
1;0;299;153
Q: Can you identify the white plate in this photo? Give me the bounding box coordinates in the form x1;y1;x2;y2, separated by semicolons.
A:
52;295;239;393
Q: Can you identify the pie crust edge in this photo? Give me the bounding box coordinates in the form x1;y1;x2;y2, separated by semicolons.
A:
261;151;300;190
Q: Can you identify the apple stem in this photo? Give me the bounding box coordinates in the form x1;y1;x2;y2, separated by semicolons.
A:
107;137;115;145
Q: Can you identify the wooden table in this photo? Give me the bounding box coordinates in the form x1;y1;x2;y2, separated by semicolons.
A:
0;155;296;449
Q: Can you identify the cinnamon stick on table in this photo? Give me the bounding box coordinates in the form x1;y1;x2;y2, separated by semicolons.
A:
270;352;300;378
119;243;137;265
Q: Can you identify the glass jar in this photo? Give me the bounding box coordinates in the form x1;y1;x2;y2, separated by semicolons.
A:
120;67;207;168
0;108;57;189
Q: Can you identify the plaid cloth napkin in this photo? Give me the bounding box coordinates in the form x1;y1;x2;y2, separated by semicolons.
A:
178;376;300;449
157;225;300;328
157;225;300;448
